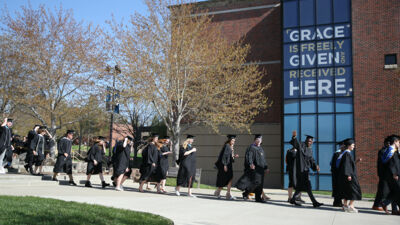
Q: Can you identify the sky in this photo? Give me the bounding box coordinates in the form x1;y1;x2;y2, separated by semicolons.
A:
0;0;208;27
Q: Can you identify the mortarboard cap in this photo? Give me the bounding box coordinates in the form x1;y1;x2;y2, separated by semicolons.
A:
343;138;355;146
7;118;13;123
227;134;237;139
186;134;195;139
66;129;75;134
305;134;314;140
254;134;262;140
163;136;170;139
151;133;159;138
126;136;133;141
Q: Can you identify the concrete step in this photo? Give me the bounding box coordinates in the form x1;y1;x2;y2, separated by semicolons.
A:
0;174;58;187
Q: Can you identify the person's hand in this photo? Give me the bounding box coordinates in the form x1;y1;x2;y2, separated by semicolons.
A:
292;130;297;137
250;164;255;170
316;165;320;172
125;168;129;172
64;153;68;157
356;158;362;163
94;160;98;165
394;175;399;181
266;169;270;174
347;176;352;181
11;145;14;150
152;163;156;167
234;154;239;158
224;166;228;172
192;148;197;152
33;151;37;155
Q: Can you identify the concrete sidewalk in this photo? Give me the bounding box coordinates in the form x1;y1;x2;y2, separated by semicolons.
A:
0;174;398;225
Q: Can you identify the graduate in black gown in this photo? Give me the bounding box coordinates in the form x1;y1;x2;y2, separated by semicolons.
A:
24;125;40;174
113;136;133;191
286;146;299;202
139;133;159;192
155;136;172;193
372;136;391;211
330;140;345;207
175;134;197;197
85;136;110;188
335;139;362;213
0;118;13;174
52;130;77;185
380;135;400;214
32;127;52;175
235;134;269;203
289;131;323;207
214;134;239;200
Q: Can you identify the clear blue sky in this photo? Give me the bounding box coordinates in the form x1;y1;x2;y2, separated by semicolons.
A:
0;0;208;27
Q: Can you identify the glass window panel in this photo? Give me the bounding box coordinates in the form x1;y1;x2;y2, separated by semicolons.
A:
309;174;317;190
333;0;350;23
318;98;334;112
334;66;353;97
301;99;316;113
318;143;335;173
284;70;300;99
283;0;299;28
319;175;333;191
285;99;299;114
300;0;315;26
336;113;353;141
284;43;299;69
284;174;289;189
318;114;334;141
300;41;316;69
316;40;334;68
336;97;353;112
284;115;299;142
301;114;316;139
316;0;332;24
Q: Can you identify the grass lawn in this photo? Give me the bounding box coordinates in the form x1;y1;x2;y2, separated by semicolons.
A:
0;196;173;225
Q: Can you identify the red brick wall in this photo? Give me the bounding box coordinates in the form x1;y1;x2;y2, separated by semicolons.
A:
352;0;400;193
204;0;282;123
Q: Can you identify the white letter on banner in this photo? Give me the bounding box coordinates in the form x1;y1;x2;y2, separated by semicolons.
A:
305;80;316;95
290;55;299;66
290;81;299;96
318;80;332;95
335;26;345;38
335;79;346;94
301;29;311;41
323;27;333;39
290;30;299;41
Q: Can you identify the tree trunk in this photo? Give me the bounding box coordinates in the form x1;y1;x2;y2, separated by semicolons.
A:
171;127;180;167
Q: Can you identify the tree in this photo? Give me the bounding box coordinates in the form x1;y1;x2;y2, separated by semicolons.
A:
109;0;272;165
0;4;107;150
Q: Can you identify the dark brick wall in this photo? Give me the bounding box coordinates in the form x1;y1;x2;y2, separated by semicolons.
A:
204;0;282;124
352;0;400;193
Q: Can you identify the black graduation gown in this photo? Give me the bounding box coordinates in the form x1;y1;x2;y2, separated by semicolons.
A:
25;130;37;165
235;144;268;192
33;135;45;166
86;144;104;175
382;151;400;204
330;150;341;198
289;137;317;192
113;141;131;177
139;143;159;182
176;145;196;187
336;151;362;200
0;126;12;155
155;145;170;181
53;137;73;174
215;144;234;187
373;147;391;206
286;148;297;188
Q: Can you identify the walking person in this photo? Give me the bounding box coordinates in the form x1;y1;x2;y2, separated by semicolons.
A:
52;130;77;185
156;136;172;193
24;125;40;174
85;136;110;188
175;135;197;197
372;136;391;211
33;126;52;175
0;118;13;174
330;139;345;207
214;134;239;200
286;146;303;203
336;139;362;213
235;134;269;203
139;133;159;192
113;136;133;191
289;131;323;207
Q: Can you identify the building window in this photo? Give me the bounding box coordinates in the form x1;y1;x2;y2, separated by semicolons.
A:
384;54;397;69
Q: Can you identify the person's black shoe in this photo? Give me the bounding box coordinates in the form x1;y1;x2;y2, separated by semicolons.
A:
256;199;267;203
102;181;110;188
112;181;116;187
242;193;249;201
313;202;324;208
52;177;58;181
69;180;77;186
297;198;306;204
85;181;92;187
24;165;29;173
333;202;343;207
290;198;302;206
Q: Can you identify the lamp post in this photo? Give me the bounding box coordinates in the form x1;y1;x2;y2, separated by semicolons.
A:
106;64;121;157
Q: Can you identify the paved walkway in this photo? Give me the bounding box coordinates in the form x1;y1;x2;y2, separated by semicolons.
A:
0;174;399;225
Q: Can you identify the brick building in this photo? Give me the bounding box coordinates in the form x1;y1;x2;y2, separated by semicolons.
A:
185;0;399;193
